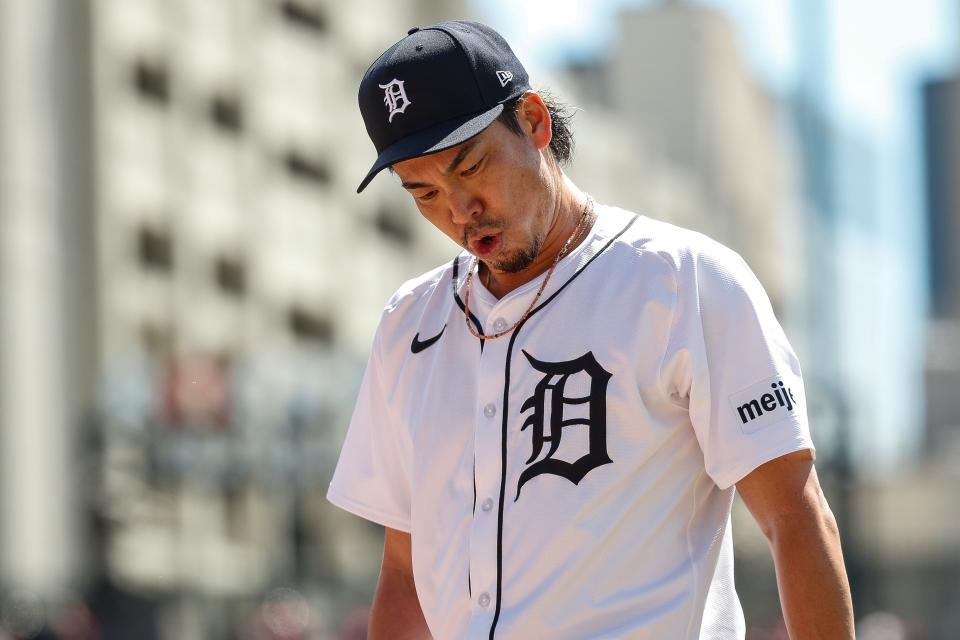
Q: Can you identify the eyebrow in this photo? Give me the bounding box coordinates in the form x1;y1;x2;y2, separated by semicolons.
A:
445;139;479;175
400;139;481;191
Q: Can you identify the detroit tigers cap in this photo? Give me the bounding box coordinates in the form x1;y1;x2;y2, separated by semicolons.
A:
356;20;531;193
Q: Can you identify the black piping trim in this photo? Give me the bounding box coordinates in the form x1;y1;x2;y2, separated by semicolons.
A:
451;256;485;353
528;214;640;317
487;213;639;639
489;323;522;639
470;448;476;599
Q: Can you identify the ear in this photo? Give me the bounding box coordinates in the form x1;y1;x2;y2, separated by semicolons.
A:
515;92;552;152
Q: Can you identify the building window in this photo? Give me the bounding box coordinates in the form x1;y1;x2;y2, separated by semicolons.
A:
159;353;231;429
210;93;244;134
137;226;174;271
222;482;248;541
283;149;331;186
132;58;171;104
374;205;413;246
278;0;327;33
287;306;333;344
214;254;246;297
140;322;174;360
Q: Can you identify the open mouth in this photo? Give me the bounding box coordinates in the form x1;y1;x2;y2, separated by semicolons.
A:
470;233;501;257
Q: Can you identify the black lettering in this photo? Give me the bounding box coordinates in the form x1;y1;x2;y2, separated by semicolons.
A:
737;399;763;423
773;384;786;407
761;393;777;411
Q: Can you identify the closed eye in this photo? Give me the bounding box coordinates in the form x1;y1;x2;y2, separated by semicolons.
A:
461;158;483;177
417;190;438;202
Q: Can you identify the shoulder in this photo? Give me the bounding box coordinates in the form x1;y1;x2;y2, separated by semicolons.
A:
374;255;463;344
383;258;457;314
598;205;754;288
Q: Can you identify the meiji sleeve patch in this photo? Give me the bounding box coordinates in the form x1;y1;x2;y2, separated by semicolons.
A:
728;375;804;435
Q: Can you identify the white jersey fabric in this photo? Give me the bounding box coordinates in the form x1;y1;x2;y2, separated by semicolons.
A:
327;205;814;639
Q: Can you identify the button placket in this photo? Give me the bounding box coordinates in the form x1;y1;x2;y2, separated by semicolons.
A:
469;332;508;612
482;267;563;337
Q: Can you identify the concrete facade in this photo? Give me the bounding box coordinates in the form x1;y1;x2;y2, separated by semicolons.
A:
0;0;97;601
601;4;801;311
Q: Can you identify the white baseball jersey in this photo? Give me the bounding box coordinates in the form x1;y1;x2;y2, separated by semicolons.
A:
327;205;814;639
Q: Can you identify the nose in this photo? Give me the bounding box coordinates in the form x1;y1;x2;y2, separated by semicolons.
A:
448;191;482;225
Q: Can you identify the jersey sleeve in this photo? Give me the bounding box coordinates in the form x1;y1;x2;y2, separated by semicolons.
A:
659;243;815;490
327;324;413;532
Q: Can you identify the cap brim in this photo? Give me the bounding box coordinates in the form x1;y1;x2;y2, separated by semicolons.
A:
356;104;504;193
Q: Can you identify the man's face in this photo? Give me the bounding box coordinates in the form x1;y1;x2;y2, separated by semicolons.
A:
392;108;556;274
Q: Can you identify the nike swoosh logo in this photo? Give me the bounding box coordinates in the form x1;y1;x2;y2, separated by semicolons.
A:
411;324;447;354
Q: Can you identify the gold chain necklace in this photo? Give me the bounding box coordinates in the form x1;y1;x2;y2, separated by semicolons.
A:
462;196;595;340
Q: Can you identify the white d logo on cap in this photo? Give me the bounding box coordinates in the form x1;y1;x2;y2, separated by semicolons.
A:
379;79;412;122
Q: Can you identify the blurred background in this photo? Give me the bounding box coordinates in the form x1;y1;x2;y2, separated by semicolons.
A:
0;0;958;638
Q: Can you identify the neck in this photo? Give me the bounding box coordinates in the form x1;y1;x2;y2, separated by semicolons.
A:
481;176;592;299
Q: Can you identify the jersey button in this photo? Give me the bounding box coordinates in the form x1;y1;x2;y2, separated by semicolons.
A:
483;403;497;418
492;317;507;333
478;592;491;607
481;498;494;512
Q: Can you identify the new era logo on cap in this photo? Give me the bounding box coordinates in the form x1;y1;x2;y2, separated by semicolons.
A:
496;70;513;87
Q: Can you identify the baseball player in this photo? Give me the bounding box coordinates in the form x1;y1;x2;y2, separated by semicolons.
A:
327;20;854;639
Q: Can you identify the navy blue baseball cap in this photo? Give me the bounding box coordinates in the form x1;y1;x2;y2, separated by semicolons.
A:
356;21;531;193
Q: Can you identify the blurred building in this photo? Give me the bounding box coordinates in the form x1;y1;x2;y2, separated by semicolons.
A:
4;0;470;637
787;0;925;470
88;0;476;636
574;2;803;313
0;0;96;608
922;71;960;454
918;20;960;635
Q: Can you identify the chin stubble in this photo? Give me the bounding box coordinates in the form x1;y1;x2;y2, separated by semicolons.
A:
489;232;544;273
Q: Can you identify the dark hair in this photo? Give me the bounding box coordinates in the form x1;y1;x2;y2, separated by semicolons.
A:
496;89;576;165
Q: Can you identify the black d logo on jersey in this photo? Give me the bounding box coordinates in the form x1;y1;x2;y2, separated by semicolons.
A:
515;350;613;500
